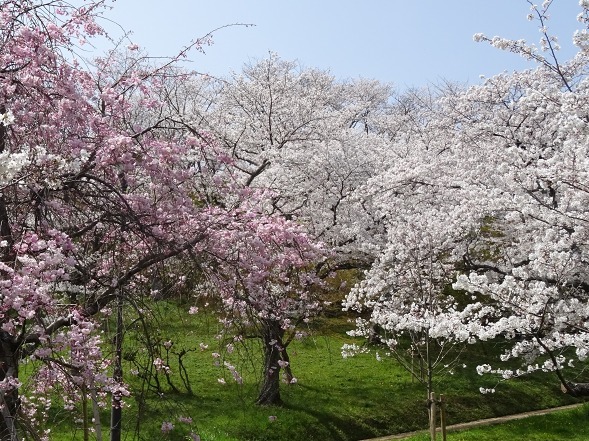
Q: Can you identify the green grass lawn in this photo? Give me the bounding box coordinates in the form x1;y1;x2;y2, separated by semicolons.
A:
44;302;585;441
403;404;589;441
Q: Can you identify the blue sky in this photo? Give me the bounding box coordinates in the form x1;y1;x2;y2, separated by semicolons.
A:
93;1;583;89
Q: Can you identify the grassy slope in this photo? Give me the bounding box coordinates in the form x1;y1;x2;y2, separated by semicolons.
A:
47;303;585;441
404;404;589;441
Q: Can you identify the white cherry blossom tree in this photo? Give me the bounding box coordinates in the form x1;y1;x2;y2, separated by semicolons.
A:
346;0;589;399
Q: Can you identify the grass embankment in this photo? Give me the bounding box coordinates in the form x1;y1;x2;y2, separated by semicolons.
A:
47;302;584;440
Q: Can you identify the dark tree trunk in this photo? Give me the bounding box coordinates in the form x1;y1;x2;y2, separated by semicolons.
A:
110;294;124;441
0;105;19;441
256;319;285;406
562;381;589;397
0;339;20;441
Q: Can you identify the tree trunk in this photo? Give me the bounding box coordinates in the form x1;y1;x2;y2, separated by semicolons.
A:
0;340;20;441
256;320;284;406
562;381;589;397
110;293;124;441
280;347;294;384
0;104;19;441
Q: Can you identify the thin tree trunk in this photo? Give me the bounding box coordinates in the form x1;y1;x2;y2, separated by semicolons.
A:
0;104;19;441
0;340;20;441
110;293;124;441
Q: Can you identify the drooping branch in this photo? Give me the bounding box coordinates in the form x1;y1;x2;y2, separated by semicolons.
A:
22;233;206;345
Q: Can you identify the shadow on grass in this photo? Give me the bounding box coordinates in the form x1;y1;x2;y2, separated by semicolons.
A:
282;381;431;440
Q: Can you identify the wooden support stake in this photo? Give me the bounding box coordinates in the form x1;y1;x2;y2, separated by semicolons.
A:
440;394;447;441
429;392;437;441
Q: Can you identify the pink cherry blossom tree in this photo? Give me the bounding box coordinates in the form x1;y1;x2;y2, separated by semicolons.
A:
0;1;324;438
152;54;397;404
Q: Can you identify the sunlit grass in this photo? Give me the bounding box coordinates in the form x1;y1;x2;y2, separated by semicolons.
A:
403;404;589;441
46;301;584;441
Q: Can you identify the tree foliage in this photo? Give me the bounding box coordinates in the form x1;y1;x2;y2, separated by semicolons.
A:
6;0;589;439
0;1;324;438
345;0;589;399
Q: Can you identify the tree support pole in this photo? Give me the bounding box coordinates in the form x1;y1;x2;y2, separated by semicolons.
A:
429;391;437;441
440;394;447;441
